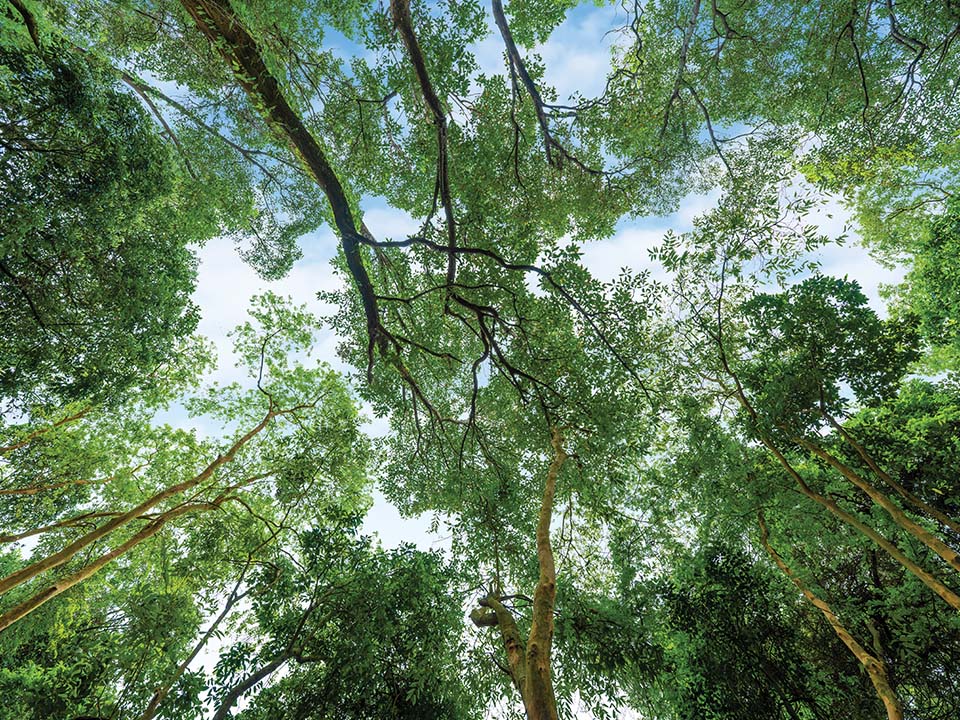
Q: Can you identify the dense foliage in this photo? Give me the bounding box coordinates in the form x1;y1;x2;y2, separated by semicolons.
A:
2;0;959;718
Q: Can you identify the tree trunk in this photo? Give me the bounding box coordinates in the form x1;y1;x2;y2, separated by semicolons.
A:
822;411;960;535
139;568;251;720
0;502;217;632
758;512;903;720
522;428;566;720
178;0;385;362
760;435;960;611
795;436;960;574
471;428;566;720
714;342;960;611
210;654;289;720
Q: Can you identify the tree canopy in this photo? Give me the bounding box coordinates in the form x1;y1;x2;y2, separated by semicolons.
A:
2;0;960;719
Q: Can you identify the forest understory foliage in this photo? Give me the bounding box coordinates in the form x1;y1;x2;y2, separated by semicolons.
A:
2;0;960;718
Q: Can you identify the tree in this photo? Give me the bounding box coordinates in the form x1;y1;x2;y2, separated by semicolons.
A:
0;35;210;410
890;201;960;367
625;541;881;720
5;0;960;717
0;293;369;635
209;515;476;720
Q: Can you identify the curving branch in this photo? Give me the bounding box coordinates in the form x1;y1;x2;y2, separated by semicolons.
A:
6;0;41;48
0;406;91;455
178;0;386;372
661;0;701;137
390;0;457;286
355;232;657;406
117;73;198;180
0;500;223;632
491;0;601;174
0;406;277;597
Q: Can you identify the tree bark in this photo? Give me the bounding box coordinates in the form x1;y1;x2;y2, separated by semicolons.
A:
795;435;960;574
760;435;960;611
0;510;123;544
822;410;960;535
389;0;457;286
178;0;386;366
210;654;290;720
713;339;960;611
139;570;251;720
0;502;217;632
758;512;903;720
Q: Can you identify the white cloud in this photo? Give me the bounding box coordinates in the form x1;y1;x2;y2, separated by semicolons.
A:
466;3;626;103
797;193;905;313
581;225;666;283
579;189;722;284
361;204;421;239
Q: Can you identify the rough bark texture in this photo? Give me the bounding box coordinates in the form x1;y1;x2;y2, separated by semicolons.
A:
759;513;904;720
523;427;565;720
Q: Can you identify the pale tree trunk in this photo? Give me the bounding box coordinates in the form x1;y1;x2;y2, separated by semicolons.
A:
0;502;220;632
0;409;274;596
795;436;960;575
821;410;960;535
0;510;122;544
759;436;960;611
139;566;253;720
715;343;960;611
758;512;903;720
471;428;566;720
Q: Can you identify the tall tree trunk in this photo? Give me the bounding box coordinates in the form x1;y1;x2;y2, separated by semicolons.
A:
713;341;960;611
821;409;960;534
139;567;252;720
389;0;457;286
758;512;903;720
760;435;960;611
522;427;566;720
210;654;290;720
178;0;386;365
0;502;218;632
471;428;566;720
